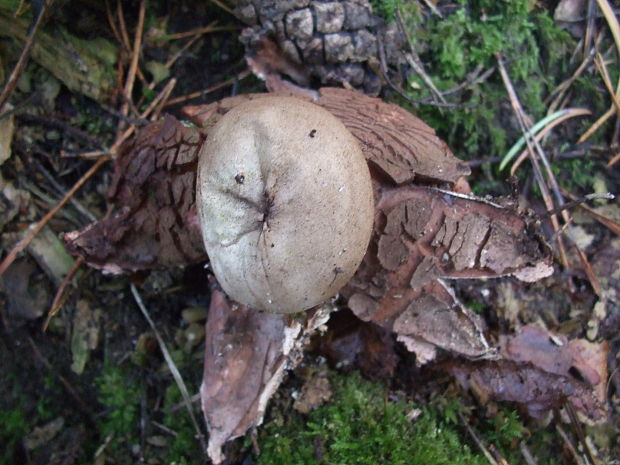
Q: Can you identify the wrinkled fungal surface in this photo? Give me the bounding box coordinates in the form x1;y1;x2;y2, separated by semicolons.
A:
197;96;374;313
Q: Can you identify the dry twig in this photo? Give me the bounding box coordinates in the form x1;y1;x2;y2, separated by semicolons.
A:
117;0;146;137
496;55;570;270
457;410;501;465
43;256;85;331
0;156;109;276
131;285;208;453
164;69;251;106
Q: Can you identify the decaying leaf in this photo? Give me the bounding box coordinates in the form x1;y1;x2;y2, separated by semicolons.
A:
445;325;608;421
202;288;332;464
70;299;101;374
0;258;49;323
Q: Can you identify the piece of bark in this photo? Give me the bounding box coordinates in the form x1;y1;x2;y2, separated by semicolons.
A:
202;289;333;464
344;186;553;359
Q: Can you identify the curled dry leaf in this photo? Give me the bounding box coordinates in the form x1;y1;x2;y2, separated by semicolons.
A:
202;288;333;464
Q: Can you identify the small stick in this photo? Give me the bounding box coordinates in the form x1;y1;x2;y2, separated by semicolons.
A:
43;256;85;331
154;21;238;41
442;65;496;97
116;0;132;54
419;0;443;17
509;109;591;174
561;187;620;235
149;78;177;121
164;34;201;69
396;8;446;105
565;403;600;465
164;69;251;106
151;420;179;437
555;423;585;465
376;35;457;108
131;285;208;453
540;193;614;218
209;0;235;16
496;55;570;271
117;0;146;136
105;0;125;53
594;52;620;116
0;156;109;276
457;410;501;465
606;151;620;166
519;442;539;465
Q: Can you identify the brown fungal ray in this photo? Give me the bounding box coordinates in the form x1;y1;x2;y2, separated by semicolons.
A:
316;88;470;185
343;185;552;357
64;116;208;271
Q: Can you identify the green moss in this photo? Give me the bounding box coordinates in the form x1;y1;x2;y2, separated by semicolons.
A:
257;373;487;465
161;383;201;465
552;158;596;192
95;363;142;439
0;407;28;465
370;0;400;22
397;0;575;170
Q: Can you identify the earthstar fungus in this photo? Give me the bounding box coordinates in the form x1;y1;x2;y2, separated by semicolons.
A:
196;96;374;313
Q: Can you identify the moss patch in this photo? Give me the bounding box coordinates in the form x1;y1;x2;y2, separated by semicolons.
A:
257;372;487;465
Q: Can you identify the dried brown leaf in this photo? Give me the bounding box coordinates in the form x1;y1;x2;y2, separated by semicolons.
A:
445;325;608;421
202;288;333;464
202;290;288;463
447;359;606;420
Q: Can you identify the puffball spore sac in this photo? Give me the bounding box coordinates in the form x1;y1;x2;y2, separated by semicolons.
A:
197;96;374;313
